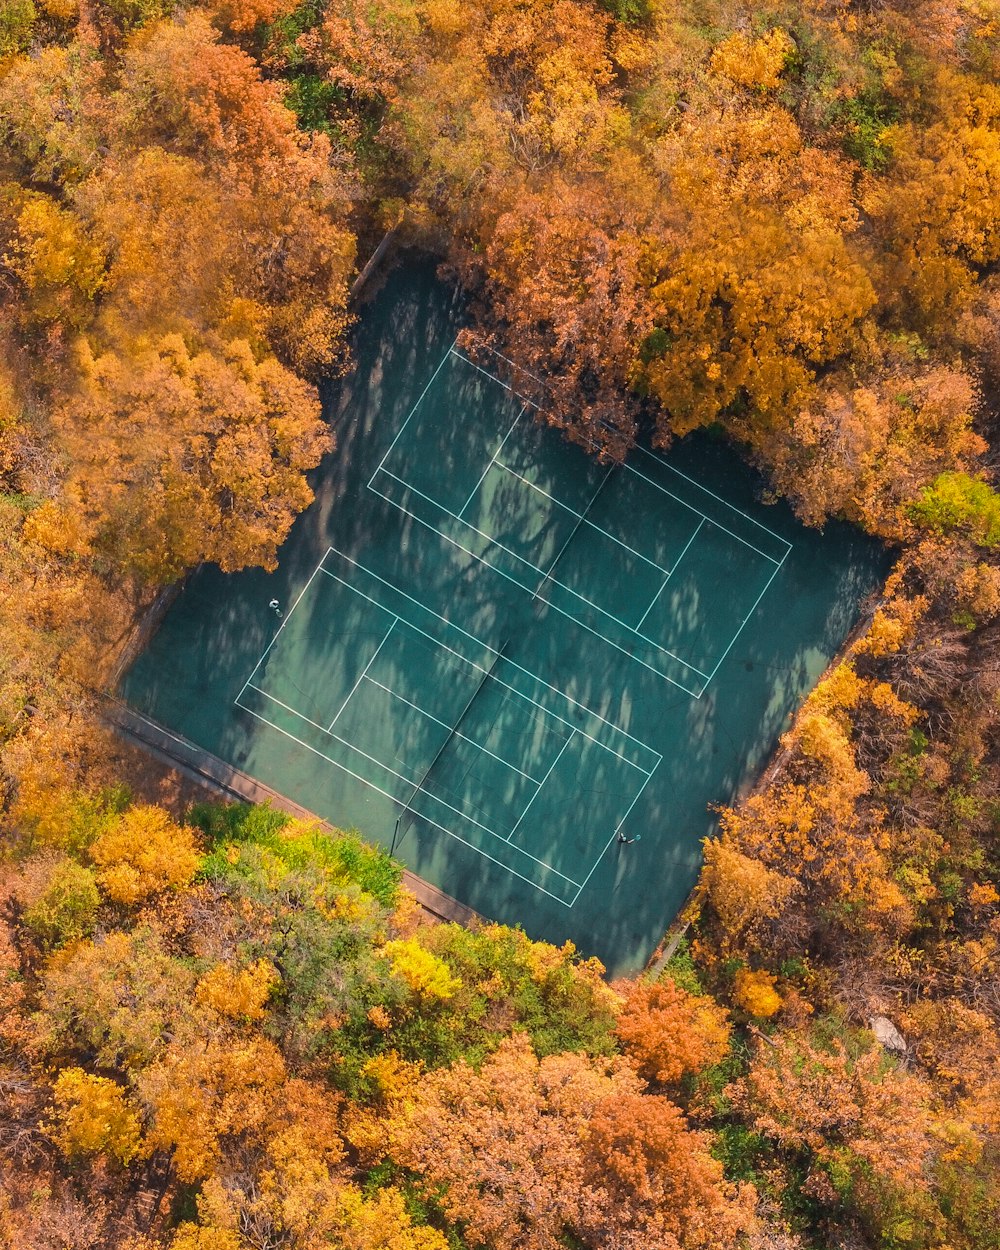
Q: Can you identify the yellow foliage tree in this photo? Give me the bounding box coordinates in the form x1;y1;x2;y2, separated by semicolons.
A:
140;1038;286;1183
382;939;461;1002
88;805;200;905
732;969;782;1018
701;838;800;941
709;28;795;92
169;1225;244;1250
50;334;330;582
344;1052;424;1165
195;960;279;1021
47;1067;143;1164
3;190;104;327
332;1186;449;1250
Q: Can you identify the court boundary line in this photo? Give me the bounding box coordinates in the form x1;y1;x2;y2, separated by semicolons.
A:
236;559;331;705
367;486;707;697
505;730;575;844
622;460;782;564
327;619;395;731
315;566;654;773
234;555;662;904
701;545;791;689
239;681;583;887
635;443;793;555
569;761;660;904
637;518;704;632
535;465;615;592
371;336;460;481
232;700;582;908
492;459;669;572
321;547;662;764
459;403;529;518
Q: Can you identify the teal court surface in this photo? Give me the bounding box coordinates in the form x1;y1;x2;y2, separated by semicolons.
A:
120;260;888;975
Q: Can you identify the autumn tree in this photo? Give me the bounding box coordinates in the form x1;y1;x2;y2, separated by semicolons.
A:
391;1032;754;1250
733;1024;946;1239
579;1092;757;1249
42;334;330;580
46;1068;143;1165
88;804;200;903
614;975;731;1087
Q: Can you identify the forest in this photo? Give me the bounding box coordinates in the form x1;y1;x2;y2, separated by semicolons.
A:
2;0;1000;1246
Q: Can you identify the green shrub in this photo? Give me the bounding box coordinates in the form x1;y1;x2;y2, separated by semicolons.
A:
909;473;1000;547
0;0;35;58
20;857;100;950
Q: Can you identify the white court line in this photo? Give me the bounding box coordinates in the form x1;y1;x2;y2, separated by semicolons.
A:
245;681;579;883
455;341;791;557
327;620;396;731
381;344;686;580
363;339;789;722
636;518;705;631
636;575;669;633
232;699;579;906
364;488;707;699
362;675;541;784
371;468;710;682
235;545;660;902
454;340;792;559
570;757;662;904
459;404;528;517
624;460;780;565
371;341;785;692
454;344;545;394
368;337;459;487
357;492;705;700
505;730;575;843
452;348;519;393
701;545;791;689
320;547;663;767
318;561;659;771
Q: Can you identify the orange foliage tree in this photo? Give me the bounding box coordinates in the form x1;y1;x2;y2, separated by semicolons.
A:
614;976;731;1087
390;1032;755;1250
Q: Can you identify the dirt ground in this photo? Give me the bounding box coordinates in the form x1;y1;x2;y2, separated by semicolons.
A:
104;734;221;817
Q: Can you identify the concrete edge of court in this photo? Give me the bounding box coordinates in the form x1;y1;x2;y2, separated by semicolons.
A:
99;695;483;930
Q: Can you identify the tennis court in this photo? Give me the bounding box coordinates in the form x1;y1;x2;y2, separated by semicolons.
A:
119;259;888;973
230;340;794;904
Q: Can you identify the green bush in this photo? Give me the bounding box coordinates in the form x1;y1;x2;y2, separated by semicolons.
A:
0;0;35;58
191;800;402;906
20;858;100;950
909;473;1000;547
